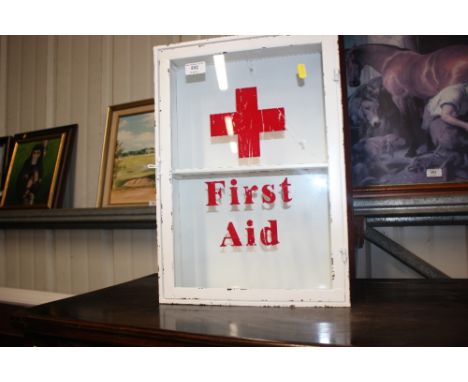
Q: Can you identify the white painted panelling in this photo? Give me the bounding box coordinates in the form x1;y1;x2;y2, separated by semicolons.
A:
35;37;48;131
87;230;114;291
6;36;23;135
45;36;56;127
55;36;73;127
20;37;37;133
70;230;89;294
377;226;468;278
35;230;55;292
0;36;8;135
5;230;20;288
54;230;72;293
70;37;89;209
368;243;423;279
87;37;103;207
130;36;152;99
113;230;134;284
131;229;157;279
356;226;468;278
19;230;35;290
113;36;132;104
0;35;178;298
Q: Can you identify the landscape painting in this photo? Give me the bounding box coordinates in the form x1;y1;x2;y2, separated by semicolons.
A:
97;99;156;207
342;36;468;194
110;111;155;205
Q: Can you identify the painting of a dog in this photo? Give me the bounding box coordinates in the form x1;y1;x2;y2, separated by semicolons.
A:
343;35;468;191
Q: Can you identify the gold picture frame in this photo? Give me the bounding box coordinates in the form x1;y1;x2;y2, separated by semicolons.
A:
97;99;155;207
0;124;77;209
0;136;12;198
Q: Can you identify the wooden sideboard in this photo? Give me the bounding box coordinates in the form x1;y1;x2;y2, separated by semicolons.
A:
6;274;468;346
3;196;468;346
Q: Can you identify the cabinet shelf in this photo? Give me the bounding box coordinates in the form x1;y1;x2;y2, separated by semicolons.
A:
172;163;328;177
0;206;156;230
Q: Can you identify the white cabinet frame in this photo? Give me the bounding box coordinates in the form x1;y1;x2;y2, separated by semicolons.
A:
154;35;350;307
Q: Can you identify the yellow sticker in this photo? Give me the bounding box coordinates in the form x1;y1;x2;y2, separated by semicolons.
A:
297;63;307;79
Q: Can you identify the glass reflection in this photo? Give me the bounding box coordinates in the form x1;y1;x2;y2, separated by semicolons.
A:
316;321;333;345
214;54;228;91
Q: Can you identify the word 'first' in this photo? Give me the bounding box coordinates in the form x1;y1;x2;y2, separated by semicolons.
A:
205;177;292;206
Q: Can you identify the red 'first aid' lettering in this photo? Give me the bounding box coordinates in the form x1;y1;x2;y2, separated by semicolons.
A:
220;220;279;247
206;178;292;207
205;180;225;206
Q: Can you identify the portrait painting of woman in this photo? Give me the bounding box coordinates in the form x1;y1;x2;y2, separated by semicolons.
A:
15;143;46;205
0;125;76;208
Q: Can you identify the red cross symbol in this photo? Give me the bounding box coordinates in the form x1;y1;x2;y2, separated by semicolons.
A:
210;87;286;158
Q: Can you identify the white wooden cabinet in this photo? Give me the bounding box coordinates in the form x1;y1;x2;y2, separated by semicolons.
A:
154;36;350;306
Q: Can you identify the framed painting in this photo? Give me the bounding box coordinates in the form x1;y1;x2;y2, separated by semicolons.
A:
0;136;12;198
97;99;156;207
341;35;468;196
0;124;77;208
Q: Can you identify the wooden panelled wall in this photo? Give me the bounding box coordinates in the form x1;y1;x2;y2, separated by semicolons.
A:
0;35;211;294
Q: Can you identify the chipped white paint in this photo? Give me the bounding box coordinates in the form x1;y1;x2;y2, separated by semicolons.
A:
154;35;350;307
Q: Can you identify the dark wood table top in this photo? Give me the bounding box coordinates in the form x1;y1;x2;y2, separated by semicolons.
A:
15;275;468;346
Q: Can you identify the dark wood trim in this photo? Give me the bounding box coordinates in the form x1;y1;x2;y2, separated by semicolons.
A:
0;206;156;229
352;182;468;199
0;303;25;346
